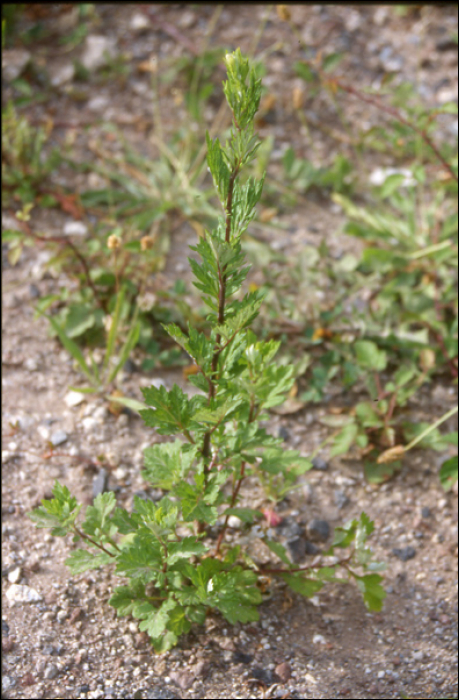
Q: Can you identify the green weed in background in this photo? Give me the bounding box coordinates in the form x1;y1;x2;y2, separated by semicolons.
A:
28;50;385;653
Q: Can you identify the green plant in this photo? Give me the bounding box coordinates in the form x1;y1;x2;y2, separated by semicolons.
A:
326;339;456;482
2;101;61;205
28;49;385;653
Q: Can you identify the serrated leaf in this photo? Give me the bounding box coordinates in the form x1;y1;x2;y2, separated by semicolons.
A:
281;574;324;597
140;383;203;435
137;597;177;638
65;548;113;574
115;535;163;583
355;340;387;371
81;491;117;537
329;423;359;458
142;441;198;490
109;580;147;616
264;539;292;566
355;574;386;612
167;537;207;566
27;480;82;534
224;508;263;524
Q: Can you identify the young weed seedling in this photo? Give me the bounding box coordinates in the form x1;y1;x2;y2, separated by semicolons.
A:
29;50;385;652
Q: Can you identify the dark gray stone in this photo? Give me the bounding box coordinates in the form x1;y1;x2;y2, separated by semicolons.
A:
93;468;109;498
307;519;330;542
312;457;328;471
392;546;416;561
286;538;306;562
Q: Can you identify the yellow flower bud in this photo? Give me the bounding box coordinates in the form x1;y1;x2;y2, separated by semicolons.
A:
276;5;291;21
107;235;121;250
141;235;155;251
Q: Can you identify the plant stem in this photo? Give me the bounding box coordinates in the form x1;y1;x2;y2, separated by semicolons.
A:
404;405;458;452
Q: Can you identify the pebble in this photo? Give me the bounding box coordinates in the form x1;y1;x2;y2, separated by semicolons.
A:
277;425;290;441
306;519;330;542
6;584;42;606
7;567;21;584
2;48;31;81
145;687;180;699
169;669;194;690
44;662;59;680
2;675;16;692
275;661;292;683
63;221;88;237
81;35;116;71
392;546;416;561
24;358;39;372
64;391;85;408
286;532;307;560
334;489;349;509
49;63;75;87
312;456;328;471
130;12;150;31
50;430;68;447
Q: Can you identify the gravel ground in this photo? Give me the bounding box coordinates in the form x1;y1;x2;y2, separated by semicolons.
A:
2;5;458;699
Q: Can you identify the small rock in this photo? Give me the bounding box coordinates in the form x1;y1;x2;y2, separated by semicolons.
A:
87;95;110;112
190;660;208;679
37;425;50;441
29;284;40;299
250;667;274;685
392;546;416;561
286;538;306;562
64;390;85;408
277;518;302;540
63;221;88;237
232;651;254;664
421;506;432;518
306;519;330;542
24;357;39;372
2;637;15;653
81;35;116;71
93;469;109;498
44;663;59;680
334;489;349;509
123;358;138;374
2;49;31;81
277;425;290;441
50;430;68;447
305;540;320;555
130;12;150;31
49;63;75;87
169;669;194;690
2;675;16;692
437;87;457;104
6;584;42;606
146;686;180;699
218;636;236;651
82;417;99;432
312;456;328;471
7;567;21;584
274;661;292;683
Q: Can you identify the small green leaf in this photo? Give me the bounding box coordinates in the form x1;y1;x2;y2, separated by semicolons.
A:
281;574;324;597
439;456;458;491
354;574;386;612
264;539;291;566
